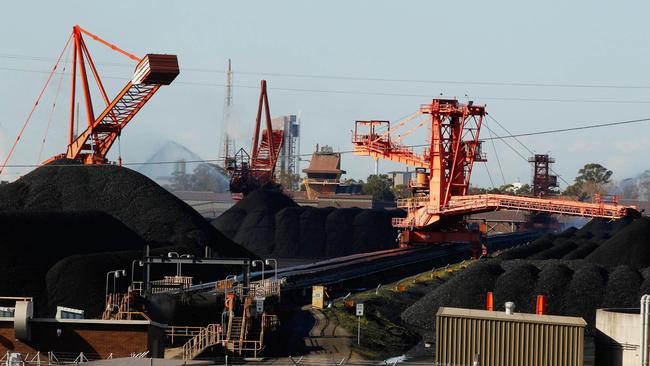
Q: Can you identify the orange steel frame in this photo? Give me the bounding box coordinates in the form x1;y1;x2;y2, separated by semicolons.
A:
228;80;284;196
353;98;633;249
44;25;167;165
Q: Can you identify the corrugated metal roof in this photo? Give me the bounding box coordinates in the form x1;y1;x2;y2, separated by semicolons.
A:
303;153;345;175
437;307;587;327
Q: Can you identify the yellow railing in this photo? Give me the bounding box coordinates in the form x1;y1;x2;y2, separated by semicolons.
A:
182;323;222;361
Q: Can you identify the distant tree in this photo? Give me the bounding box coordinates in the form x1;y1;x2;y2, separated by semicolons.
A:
469;183;531;196
277;172;302;191
392;184;410;200
563;163;613;199
363;174;395;202
468;185;488;195
167;171;192;191
190;163;228;192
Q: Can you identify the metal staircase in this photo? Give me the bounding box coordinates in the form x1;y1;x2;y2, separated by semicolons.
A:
181;324;221;361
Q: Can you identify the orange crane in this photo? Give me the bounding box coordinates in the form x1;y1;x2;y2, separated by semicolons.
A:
353;98;632;255
226;80;284;197
30;25;179;166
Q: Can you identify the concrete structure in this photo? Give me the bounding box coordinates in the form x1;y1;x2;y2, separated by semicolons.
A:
387;171;412;187
595;308;641;366
436;306;586;366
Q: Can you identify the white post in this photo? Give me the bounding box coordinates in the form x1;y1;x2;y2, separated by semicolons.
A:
641;295;650;366
357;316;361;345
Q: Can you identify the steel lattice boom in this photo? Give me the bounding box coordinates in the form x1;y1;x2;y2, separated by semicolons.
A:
227;80;284;197
44;25;179;165
352;98;634;249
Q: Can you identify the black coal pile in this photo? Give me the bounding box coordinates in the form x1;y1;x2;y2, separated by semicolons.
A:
273;207;306;257
324;208;361;257
602;265;642;308
0;160;253;317
213;186;403;258
400;262;504;331
298;207;335;257
533;262;574;314
233;208;276;256
0;211;144;316
44;244;215;319
497;234;555;260
401;259;650;334
493;262;539;313
586;216;650;268
0;160;249;255
495;212;647;266
562;263;608;329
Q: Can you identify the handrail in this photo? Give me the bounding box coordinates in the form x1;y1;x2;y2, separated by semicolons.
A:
181;323;221;360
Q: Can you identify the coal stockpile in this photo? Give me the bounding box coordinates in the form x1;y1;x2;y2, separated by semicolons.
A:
213;187;404;258
400;262;504;331
353;210;403;252
494;212;649;265
299;207;334;257
533;262;573;314
401;259;650;334
324;208;361;257
586;216;650;269
0;160;250;256
0;211;145;316
602;265;642;308
0;161;253;317
493;262;539;313
528;238;578;260
562;240;598;260
497;234;555;260
44;244;231;320
561;263;608;329
233;208;276;256
273;207;306;257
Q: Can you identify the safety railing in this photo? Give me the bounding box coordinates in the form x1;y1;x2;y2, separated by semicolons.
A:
444;194;629;219
182;323;222;361
166;325;204;344
396;196;429;209
0;350;150;365
150;275;193;294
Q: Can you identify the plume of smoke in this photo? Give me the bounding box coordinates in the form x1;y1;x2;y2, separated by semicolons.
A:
220;104;253;154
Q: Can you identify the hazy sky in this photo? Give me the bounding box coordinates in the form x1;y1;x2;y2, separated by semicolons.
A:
1;0;649;189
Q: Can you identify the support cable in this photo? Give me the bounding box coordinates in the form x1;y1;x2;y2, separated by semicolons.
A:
486;122;506;185
37;43;72;163
483;162;495;189
0;33;73;176
487;114;571;187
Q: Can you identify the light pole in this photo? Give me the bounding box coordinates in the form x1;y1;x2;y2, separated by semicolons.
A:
105;269;126;311
113;269;126;294
252;260;265;281
131;260;143;288
167;252;180;276
264;259;278;281
179;254;193;277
